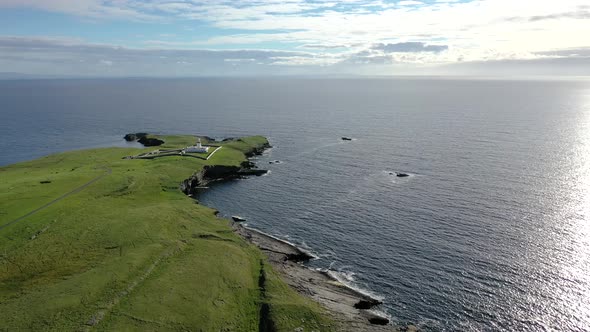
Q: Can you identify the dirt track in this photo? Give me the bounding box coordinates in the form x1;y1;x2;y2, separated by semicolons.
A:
0;167;112;231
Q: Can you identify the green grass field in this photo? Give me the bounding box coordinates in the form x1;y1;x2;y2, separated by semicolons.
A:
0;135;331;331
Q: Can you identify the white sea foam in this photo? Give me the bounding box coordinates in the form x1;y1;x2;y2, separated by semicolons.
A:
325;269;385;302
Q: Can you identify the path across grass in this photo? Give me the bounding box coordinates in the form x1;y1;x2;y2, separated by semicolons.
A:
0;167;112;231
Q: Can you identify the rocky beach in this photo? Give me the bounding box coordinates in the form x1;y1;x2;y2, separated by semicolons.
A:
234;224;407;331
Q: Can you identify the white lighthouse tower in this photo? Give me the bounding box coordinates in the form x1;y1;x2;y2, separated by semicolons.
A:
185;138;210;153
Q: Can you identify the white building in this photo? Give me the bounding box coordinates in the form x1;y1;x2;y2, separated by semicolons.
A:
185;138;210;153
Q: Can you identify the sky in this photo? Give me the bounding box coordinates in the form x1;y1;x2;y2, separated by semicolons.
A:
0;0;589;77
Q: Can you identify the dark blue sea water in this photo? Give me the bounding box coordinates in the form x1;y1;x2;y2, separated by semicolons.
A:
1;78;589;331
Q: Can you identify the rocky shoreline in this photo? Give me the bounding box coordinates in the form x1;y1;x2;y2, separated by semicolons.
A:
177;139;417;331
179;164;268;195
179;141;271;196
124;132;165;146
235;224;403;331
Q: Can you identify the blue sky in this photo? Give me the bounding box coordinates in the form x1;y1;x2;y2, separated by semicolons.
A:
0;0;589;77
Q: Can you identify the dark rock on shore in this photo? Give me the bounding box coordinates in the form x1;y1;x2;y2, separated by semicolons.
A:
124;132;163;146
366;314;389;325
359;307;391;325
244;142;272;157
137;136;164;147
236;224;396;331
235;226;314;264
180;165;241;195
202;136;216;142
285;250;314;263
124;132;148;141
180;165;268;195
354;299;383;309
240;160;256;168
239;169;268;176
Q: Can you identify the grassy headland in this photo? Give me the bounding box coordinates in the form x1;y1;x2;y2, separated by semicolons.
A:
0;134;330;331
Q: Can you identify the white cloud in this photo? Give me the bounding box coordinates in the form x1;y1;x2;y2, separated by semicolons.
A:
0;0;589;73
397;1;424;6
0;0;158;20
0;35;318;76
150;0;589;65
1;35;588;77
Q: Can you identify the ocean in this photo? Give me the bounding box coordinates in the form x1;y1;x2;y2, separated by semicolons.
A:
1;77;589;331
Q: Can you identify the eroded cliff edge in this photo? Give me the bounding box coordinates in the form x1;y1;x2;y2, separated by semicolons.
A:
179;138;408;331
180;163;267;195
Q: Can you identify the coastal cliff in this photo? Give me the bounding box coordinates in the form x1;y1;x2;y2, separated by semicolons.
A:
178;137;400;331
0;134;331;331
0;133;402;331
180;164;267;195
179;139;270;194
235;225;399;332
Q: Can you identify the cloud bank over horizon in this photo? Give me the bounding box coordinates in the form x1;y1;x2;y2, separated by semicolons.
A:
0;0;589;77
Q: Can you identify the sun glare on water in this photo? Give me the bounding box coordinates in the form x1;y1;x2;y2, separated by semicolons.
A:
561;88;590;329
